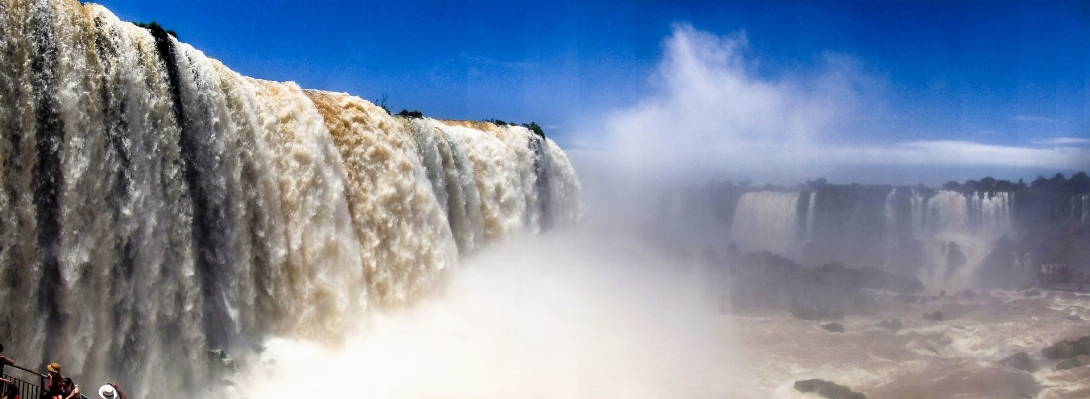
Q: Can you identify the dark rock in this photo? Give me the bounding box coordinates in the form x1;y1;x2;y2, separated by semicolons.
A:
923;310;945;322
1054;358;1081;371
794;379;866;399
727;252;918;317
1042;340;1079;359
877;319;902;333
1075;336;1090;355
1065;314;1082;321
207;349;238;374
999;352;1036;372
1024;289;1041;298
959;288;976;297
822;323;845;333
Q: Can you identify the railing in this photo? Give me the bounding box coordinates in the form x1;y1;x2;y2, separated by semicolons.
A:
1;363;46;399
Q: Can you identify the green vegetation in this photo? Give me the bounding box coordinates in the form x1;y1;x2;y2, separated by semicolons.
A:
375;94;391;115
483;119;546;138
941;172;1089;194
397;109;424;119
133;21;177;39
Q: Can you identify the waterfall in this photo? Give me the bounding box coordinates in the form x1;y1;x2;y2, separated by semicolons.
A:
730;191;800;255
883;188;898;269
925;190;969;236
910;188;925;238
1084;195;1089;223
0;1;584;397
804;191;816;244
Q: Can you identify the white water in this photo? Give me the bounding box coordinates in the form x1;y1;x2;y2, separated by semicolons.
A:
731;191;800;255
231;229;745;399
0;1;583;397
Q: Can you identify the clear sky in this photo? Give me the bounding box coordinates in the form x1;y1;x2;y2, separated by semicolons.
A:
93;0;1090;185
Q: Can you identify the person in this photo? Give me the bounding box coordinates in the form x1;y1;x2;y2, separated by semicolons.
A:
0;344;14;375
96;384;125;399
1;378;21;399
60;378;79;399
43;363;63;399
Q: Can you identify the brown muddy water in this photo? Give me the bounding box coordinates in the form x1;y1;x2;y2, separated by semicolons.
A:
733;290;1090;399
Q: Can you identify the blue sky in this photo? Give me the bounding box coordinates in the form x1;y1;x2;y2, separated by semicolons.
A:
95;0;1089;185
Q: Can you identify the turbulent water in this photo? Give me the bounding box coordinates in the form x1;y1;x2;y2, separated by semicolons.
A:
741;290;1090;399
0;0;583;397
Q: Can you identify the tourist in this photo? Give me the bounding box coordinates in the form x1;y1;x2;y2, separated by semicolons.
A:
97;383;125;399
61;378;79;399
1;378;20;399
0;344;14;376
43;363;63;399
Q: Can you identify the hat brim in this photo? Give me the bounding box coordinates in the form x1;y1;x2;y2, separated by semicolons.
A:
98;384;117;399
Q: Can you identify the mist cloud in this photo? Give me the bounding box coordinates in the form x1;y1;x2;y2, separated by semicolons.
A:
605;24;1090;183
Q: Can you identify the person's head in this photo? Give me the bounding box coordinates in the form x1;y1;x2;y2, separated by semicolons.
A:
6;384;19;398
47;362;61;376
62;378;73;388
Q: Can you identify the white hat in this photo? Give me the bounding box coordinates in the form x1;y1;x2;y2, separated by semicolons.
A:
98;384;117;399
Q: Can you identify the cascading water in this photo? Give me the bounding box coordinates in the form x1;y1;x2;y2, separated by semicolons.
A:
804;192;816;245
882;188;898;269
0;1;584;398
730;191;800;255
727;186;1018;293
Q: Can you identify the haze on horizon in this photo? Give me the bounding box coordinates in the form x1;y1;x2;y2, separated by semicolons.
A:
96;0;1090;186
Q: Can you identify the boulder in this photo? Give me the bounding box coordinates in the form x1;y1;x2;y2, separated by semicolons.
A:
822;323;845;333
923;310;945;322
794;379;866;399
1024;289;1041;298
1043;340;1079;359
877;319;902;333
999;352;1036;372
1054;358;1081;371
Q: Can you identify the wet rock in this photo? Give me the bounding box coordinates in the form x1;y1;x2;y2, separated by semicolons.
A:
1043;340;1079;359
1065;314;1082;321
1024;289;1041;298
1075;336;1090;354
794;379;866;399
821;323;845;333
999;352;1036;372
726;252;918;317
923;310;945;322
1054;358;1082;371
959;288;976;297
207;349;238;374
877;319;902;333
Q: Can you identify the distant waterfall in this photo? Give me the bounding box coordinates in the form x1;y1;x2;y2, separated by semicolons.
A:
910;188;926;238
0;1;583;398
726;186;1019;293
883;188;898;268
730;191;800;255
926;190;969;236
804;191;816;244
